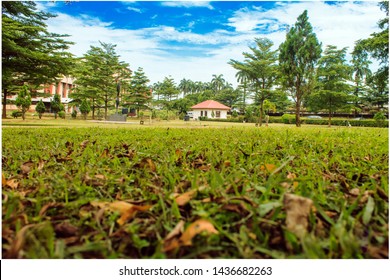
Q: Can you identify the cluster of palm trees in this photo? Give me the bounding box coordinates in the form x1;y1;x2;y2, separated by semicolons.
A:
178;74;233;97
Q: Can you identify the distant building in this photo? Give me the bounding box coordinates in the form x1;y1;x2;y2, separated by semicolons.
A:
190;100;231;120
6;76;75;113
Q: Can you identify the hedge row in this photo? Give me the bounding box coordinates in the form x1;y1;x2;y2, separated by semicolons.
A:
202;116;389;127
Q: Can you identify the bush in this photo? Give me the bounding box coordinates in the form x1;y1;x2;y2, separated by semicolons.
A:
281;114;296;124
11;110;22;118
374;112;387;122
58;111;66;119
71;110;77;119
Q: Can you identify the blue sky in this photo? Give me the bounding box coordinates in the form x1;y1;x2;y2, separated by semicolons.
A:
38;1;383;86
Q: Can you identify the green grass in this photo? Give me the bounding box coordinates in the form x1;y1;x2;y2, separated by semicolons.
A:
1;124;388;259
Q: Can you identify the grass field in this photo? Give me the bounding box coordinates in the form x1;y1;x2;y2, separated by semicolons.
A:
1;119;389;258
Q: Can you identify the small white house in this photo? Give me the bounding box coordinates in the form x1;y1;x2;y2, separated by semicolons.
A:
189;100;230;120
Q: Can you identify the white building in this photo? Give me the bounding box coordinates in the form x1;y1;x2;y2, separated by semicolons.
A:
189;100;230;120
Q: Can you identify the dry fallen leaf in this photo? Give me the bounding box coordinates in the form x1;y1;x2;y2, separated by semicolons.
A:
2;173;7;186
283;193;313;238
21;161;34;175
163;219;219;252
261;164;277;172
164;220;185;241
6;179;19;189
91;201;152;225
174;189;197;206
80;140;90;149
180;219;218;246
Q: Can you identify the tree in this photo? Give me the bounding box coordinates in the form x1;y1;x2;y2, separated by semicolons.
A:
279;10;322;127
71;42;131;119
211;74;226;96
79;99;91;120
15;85;32;120
124;67;151;116
35;99;46;119
2;1;74;118
51;93;63;119
351;41;372;115
308;45;353;126
229;38;279;126
235;69;251;114
155;77;179;119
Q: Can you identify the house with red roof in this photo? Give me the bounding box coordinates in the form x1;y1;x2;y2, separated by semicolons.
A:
189;100;231;120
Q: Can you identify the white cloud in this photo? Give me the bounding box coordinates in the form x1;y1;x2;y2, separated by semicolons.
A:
42;1;383;87
161;1;214;10
127;7;143;13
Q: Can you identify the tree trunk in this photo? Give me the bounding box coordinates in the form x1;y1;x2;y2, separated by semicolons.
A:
3;88;8;119
258;101;264;127
92;99;95;120
295;98;301;127
104;99;108;120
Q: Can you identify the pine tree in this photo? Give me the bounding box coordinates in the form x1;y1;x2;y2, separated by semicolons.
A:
79;99;91;120
51;93;63;119
124;67;151;116
35;99;46;119
2;1;74;118
15;85;32;120
279;10;322;127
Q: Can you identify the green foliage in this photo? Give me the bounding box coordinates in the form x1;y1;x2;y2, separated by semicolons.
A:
50;93;63;119
309;45;354;125
279;10;322;127
71;110;77;119
15;85;32;120
71;42;131;119
2;1;74;118
35;99;46;119
11;110;22;118
79;99;91;120
374;112;387;122
123;67;151;115
281;114;296;124
58;111;66;119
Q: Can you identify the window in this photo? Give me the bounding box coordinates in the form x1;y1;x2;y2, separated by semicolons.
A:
201;111;203;116
205;111;208;117
216;111;221;118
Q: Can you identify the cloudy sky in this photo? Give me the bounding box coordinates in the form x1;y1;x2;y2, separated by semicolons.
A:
37;1;384;86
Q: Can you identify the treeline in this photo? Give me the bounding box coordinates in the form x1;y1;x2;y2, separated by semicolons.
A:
2;2;388;126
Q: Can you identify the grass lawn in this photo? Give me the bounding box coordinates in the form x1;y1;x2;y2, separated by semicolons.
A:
1;118;388;258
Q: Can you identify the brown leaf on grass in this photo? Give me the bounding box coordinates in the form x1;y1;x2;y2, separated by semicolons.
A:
2;173;7;186
349;188;360;196
39;202;64;217
283;193;313;238
80;140;90;149
163;219;218;252
91;201;152;225
261;163;277;172
367;245;389;258
54;155;73;163
83;174;107;186
20;161;34;175
101;148;110;158
287;172;299;188
5;224;35;258
222;202;249;215
6;179;19;189
38;159;45;172
164;220;185;241
174;189;197;206
135;158;156;172
54;222;78;238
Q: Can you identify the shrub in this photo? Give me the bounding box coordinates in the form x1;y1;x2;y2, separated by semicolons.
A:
374;112;387;122
11;110;22;118
58;111;66;119
35;99;46;119
71;110;77;119
281;114;295;124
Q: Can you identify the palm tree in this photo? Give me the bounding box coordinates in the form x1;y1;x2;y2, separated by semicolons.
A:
211;74;226;96
179;78;191;97
235;69;251;113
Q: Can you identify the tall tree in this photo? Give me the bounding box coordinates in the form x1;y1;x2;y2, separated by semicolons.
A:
357;1;389;110
155;77;179;119
124;67;151;116
229;38;279;126
2;1;74;118
211;74;226;96
351;41;372;115
308;45;353;126
71;42;131;119
279;10;322;127
235;69;251;114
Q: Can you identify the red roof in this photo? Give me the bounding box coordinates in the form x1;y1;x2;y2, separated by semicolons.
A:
191;100;230;110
